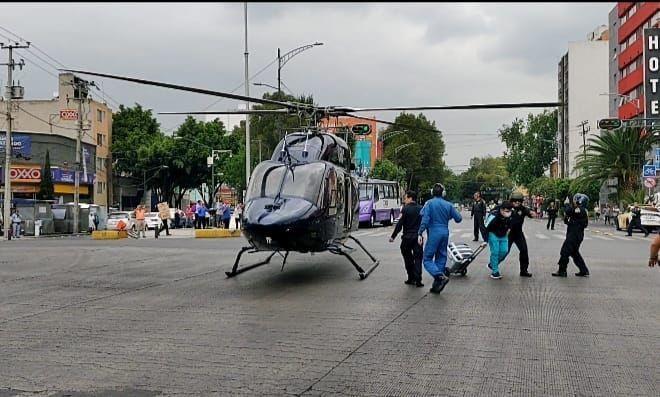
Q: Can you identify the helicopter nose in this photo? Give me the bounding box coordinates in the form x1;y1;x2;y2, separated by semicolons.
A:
245;197;317;226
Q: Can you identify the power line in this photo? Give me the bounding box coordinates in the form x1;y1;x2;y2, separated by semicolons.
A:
0;25;123;109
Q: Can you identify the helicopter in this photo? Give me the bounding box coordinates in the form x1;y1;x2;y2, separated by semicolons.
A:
61;68;559;280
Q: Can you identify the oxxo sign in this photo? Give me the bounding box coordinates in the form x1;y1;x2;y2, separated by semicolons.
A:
645;28;660;117
59;109;79;120
9;166;41;183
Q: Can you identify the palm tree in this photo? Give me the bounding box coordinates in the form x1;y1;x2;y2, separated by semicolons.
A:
575;126;659;201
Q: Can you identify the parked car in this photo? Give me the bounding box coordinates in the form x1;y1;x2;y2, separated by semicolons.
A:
106;211;136;231
616;205;660;231
145;212;162;230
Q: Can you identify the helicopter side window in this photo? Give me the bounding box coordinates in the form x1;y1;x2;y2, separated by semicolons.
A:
327;170;337;215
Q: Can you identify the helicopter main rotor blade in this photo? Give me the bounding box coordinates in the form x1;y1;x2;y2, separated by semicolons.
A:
333;113;441;135
159;109;292;115
60;68;313;110
333;102;561;112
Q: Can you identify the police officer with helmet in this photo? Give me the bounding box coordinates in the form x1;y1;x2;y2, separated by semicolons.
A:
552;193;590;277
418;183;462;294
501;191;534;277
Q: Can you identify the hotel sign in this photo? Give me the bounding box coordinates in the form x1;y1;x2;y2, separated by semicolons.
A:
644;28;660;118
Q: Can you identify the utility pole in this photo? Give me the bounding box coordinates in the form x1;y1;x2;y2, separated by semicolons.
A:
277;48;281;94
1;41;29;240
69;78;93;234
578;120;590;163
244;2;251;194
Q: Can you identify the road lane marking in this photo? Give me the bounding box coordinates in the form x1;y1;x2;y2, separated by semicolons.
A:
371;231;389;237
460;233;473;239
535;233;549;240
592;235;613;241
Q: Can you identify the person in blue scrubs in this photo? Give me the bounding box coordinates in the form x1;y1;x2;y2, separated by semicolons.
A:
418;183;463;294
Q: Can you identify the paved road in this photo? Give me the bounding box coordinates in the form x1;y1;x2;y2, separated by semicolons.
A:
0;212;658;396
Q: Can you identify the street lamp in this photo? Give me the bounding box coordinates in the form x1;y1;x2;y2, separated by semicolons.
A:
394;142;418;155
253;82;278;91
600;92;641;113
278;42;323;94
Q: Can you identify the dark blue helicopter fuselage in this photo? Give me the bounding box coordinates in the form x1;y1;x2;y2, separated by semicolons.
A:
241;132;359;253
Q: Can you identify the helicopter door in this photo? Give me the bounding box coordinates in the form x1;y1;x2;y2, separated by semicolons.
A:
344;175;352;229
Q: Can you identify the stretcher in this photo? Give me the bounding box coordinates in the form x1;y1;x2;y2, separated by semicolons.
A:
445;241;488;276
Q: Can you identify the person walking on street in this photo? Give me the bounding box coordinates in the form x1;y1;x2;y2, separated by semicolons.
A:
88;211;96;232
155;201;171;238
552;193;590;277
501;192;533;277
390;190;424;287
10;208;22;239
627;203;649;237
418;183;462;294
603;205;610;226
134;205;147;238
547;202;558;230
470;192;487;242
485;201;513;280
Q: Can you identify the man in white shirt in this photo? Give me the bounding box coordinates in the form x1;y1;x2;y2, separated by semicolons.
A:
10;208;22;239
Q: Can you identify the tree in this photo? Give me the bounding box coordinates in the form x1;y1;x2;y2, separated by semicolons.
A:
575;126;660;201
499;110;558;186
370;159;406;184
37;150;54;200
111;104;162;176
459;156;513;202
380;112;446;191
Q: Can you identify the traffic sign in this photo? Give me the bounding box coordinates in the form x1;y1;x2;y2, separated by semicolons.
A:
643;164;656;177
351;124;371;135
645;177;657;188
598;118;622;130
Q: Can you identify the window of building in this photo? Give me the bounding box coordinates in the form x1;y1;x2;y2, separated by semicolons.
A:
97;181;103;193
621;13;628;25
621;40;628;51
97;109;104;123
628;4;637;19
97;133;104;146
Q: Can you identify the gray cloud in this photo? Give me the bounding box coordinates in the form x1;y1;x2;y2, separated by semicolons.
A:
0;2;614;172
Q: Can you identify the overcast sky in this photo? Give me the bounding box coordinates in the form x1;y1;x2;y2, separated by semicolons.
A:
1;2;613;172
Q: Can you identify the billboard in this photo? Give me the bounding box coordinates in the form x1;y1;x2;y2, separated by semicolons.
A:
0;133;31;157
644;28;660;118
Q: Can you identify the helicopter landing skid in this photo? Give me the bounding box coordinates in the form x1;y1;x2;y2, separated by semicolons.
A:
225;246;288;278
329;235;380;280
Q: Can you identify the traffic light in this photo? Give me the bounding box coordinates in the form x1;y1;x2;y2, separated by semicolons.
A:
597;118;622;130
351;124;371;135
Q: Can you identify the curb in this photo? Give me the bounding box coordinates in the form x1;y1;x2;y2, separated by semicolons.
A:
91;230;128;240
195;229;242;238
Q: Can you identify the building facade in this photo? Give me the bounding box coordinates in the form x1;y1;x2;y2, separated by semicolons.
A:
0;73;112;209
612;2;660;119
318;116;380;176
557;28;609;178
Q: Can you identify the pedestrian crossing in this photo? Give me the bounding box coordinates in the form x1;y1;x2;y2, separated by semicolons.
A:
353;226;651;243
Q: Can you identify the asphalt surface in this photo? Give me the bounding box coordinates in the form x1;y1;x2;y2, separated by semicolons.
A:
0;210;658;396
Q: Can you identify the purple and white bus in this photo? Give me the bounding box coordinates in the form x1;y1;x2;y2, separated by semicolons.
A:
358;178;401;227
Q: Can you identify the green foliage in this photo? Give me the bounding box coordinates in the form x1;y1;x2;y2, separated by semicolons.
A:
380;112;446;191
111;104;161;176
575;126;659;200
370;159;406;184
37;150;54;200
499;110;557;185
459;156;513;202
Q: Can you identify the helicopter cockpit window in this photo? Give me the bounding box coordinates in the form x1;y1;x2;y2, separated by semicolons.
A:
272;135;324;163
246;161;326;204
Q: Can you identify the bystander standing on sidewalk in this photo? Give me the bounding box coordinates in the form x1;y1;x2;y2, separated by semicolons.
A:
10;208;22;239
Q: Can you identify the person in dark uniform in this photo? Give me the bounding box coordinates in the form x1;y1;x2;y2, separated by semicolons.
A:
390;190;424;287
470;192;487;242
546;202;558;230
627;203;649;237
552;193;590;277
500;192;533;277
